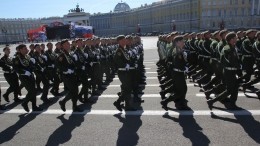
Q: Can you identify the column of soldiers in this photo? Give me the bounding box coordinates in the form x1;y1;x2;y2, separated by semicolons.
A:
157;29;260;111
0;35;145;112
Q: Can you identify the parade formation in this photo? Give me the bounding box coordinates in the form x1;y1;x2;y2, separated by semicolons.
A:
0;35;145;112
157;29;260;111
0;29;260;113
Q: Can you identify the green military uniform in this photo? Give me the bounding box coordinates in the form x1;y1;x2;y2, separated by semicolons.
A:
34;51;51;103
0;54;21;102
161;37;189;110
13;53;42;112
57;50;82;112
208;36;240;109
73;47;91;103
113;44;135;111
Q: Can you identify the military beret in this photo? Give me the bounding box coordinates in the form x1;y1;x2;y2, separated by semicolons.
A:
225;32;237;42
256;31;260;37
212;30;219;37
173;35;183;42
116;35;125;42
246;29;257;35
219;29;228;36
76;38;82;42
125;35;133;39
61;39;69;45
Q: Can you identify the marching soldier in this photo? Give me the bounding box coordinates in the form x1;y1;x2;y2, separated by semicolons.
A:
57;39;83;112
207;32;241;110
44;42;61;96
240;29;257;83
0;46;22;103
161;36;190;110
33;44;51;103
113;35;136;111
73;38;93;103
13;44;42;112
242;31;260;98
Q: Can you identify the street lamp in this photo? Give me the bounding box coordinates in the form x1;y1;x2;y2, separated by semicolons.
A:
1;27;7;44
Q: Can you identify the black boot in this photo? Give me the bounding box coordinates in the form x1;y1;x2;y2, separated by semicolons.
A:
21;102;29;112
160;100;168;111
59;100;66;112
113;100;122;111
3;94;10;102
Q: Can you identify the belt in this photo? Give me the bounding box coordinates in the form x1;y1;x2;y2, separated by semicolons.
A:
202;55;211;58
118;68;128;71
63;70;74;75
47;64;55;68
225;67;237;71
92;62;99;64
129;67;136;70
4;71;14;74
243;55;252;57
211;58;218;61
173;68;184;73
190;51;196;53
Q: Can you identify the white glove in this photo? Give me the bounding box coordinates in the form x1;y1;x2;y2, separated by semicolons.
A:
42;55;47;61
82;66;85;70
125;64;130;70
135;64;138;68
183;52;188;61
90;62;93;66
96;56;100;60
41;68;44;72
73;54;78;61
84;53;88;59
128;51;132;57
25;71;31;76
10;66;13;70
132;49;137;55
185;67;189;73
51;64;55;68
30;58;35;64
240;65;243;70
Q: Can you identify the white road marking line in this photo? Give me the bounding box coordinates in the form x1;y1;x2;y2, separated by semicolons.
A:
196;93;258;98
113;77;157;80
144;68;151;70
146;72;157;74
1;109;260;116
143;62;155;64
17;94;161;99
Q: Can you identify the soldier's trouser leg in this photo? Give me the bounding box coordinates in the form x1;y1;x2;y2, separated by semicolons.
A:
242;58;254;83
118;71;133;108
224;70;239;104
62;75;79;108
52;73;60;94
4;73;19;99
79;72;89;99
41;73;50;100
19;76;37;107
167;71;187;103
35;73;42;90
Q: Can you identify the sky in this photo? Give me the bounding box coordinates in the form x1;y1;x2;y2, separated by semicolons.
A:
0;0;160;18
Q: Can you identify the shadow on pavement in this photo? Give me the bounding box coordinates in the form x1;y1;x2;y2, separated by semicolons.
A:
163;111;211;146
0;97;59;144
210;108;260;144
114;106;143;146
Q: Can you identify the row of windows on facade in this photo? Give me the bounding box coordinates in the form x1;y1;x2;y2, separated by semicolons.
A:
203;0;254;6
202;8;259;17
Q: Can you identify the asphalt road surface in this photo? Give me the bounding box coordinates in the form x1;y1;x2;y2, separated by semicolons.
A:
0;37;260;146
